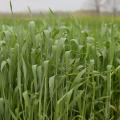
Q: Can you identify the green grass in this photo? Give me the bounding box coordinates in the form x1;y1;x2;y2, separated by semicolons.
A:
0;16;120;120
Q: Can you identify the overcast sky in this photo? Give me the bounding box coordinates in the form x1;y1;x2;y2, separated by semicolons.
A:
0;0;117;13
0;0;89;13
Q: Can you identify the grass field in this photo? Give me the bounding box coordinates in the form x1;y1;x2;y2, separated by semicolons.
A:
0;16;120;120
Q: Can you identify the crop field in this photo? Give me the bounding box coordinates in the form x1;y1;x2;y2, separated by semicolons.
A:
0;16;120;120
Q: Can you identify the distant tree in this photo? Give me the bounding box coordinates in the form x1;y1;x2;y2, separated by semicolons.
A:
113;0;117;16
94;0;100;13
90;0;118;15
92;0;105;14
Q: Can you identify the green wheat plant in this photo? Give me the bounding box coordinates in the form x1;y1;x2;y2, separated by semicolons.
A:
0;17;120;120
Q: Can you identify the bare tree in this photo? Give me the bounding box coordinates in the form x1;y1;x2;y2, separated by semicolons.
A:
113;0;117;16
94;0;100;13
94;0;111;14
92;0;104;14
90;0;118;15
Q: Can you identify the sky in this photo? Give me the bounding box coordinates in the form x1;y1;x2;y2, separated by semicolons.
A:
0;0;88;13
0;0;118;13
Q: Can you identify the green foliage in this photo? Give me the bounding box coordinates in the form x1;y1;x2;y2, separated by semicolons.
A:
0;17;120;120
